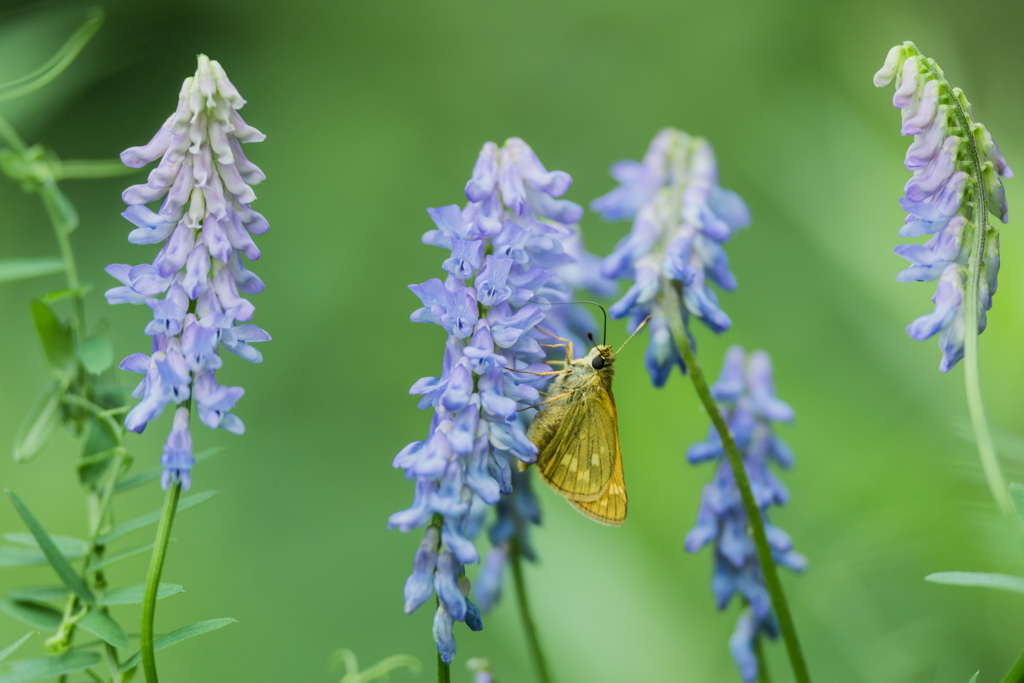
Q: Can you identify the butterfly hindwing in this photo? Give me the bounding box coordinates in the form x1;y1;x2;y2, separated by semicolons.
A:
569;433;627;526
534;379;617;503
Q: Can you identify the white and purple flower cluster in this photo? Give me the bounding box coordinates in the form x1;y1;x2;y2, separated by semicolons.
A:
685;346;805;682
105;55;270;489
593;128;751;387
389;138;605;663
874;42;1012;372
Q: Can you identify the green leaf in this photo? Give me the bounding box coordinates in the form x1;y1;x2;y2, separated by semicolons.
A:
77;608;129;650
120;618;235;673
77;449;116;489
926;572;1024;594
96;491;220;545
87;542;158;573
0;599;61;631
968;674;978;683
97;584;182;606
81;413;119;456
0;537;85;567
29;300;75;378
7;493;94;604
76;337;113;375
13;382;65;463
0;633;35;665
0;651;101;683
77;417;120;487
41;286;90;304
0;547;48;567
4;534;89;557
332;650;421;683
0;258;64;283
7;587;67;603
1009;483;1024;527
114;449;224;493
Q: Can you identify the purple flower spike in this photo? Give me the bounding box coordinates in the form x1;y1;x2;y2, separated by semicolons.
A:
108;54;269;485
393;137;608;663
593;129;751;387
686;346;804;682
875;42;1011;371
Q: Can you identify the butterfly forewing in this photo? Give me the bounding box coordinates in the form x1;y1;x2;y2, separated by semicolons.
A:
531;378;617;503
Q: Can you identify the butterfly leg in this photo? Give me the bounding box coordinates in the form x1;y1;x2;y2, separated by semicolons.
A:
517;391;574;412
535;327;574;363
540;343;573;364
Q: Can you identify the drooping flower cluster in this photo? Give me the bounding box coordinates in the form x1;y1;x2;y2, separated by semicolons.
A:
685;346;805;682
106;55;270;489
874;42;1012;372
593;128;751;387
389;138;606;663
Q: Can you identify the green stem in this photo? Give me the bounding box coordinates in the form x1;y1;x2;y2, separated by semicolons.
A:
0;112;28;152
39;179;86;337
663;282;811;683
436;649;450;683
510;538;552;683
943;76;1011;515
0;9;103;104
44;448;125;654
1000;643;1024;683
141;481;182;683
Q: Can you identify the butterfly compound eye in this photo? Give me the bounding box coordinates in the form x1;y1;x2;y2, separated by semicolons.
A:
591;355;605;370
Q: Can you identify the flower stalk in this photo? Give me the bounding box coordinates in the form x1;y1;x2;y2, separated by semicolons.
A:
663;282;810;683
436;650;451;683
510;537;551;683
755;637;772;683
953;91;1009;514
140;479;183;683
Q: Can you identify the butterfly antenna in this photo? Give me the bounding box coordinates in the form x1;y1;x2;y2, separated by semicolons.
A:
586;331;598;350
616;315;653;356
528;300;608;345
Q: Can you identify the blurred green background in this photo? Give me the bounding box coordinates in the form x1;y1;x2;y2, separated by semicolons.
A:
2;0;1024;681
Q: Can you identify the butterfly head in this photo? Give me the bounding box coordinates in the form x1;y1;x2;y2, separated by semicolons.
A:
584;344;615;371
